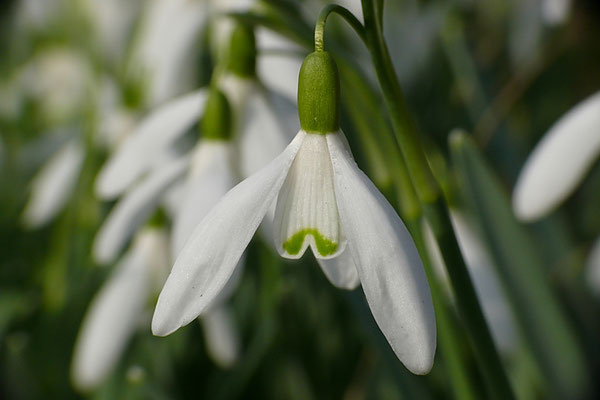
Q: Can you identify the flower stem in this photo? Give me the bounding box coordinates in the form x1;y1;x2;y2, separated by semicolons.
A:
360;1;515;398
314;4;366;52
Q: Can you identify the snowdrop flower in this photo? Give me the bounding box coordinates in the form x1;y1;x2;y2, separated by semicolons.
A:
21;138;85;228
96;22;298;200
72;227;169;391
152;51;436;374
512;91;600;221
424;210;517;354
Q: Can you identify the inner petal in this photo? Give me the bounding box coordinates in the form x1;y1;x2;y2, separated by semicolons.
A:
274;133;345;259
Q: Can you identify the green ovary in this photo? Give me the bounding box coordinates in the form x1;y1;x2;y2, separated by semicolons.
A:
283;229;338;257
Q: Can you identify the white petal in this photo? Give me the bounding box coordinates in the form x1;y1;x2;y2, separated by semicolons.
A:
200;306;240;368
94;156;189;264
136;0;207;105
513;91;600;221
22;139;84;228
96;89;206;199
316;249;360;290
585;237;600;297
238;87;297;178
71;233;152;391
327;131;436;374
172;141;236;256
274;133;346;260
152;131;306;336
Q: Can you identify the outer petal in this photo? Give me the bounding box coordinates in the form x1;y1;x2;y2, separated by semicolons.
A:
172;141;236;255
316;249;360;290
200;306;240;368
151;131;306;336
136;0;207;105
327;132;436;374
513;91;600;221
95;89;206;199
22;139;84;228
71;232;153;391
94;155;189;264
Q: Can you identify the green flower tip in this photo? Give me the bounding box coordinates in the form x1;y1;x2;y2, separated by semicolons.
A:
225;23;256;78
202;87;232;140
148;208;168;228
283;228;338;257
297;51;340;134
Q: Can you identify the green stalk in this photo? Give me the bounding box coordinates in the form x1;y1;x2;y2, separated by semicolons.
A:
359;1;514;398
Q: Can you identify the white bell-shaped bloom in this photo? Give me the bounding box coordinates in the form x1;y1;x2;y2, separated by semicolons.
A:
95;89;207;199
585;238;600;297
21;138;85;228
152;130;436;375
513;91;600;221
72;228;169;391
424;211;517;354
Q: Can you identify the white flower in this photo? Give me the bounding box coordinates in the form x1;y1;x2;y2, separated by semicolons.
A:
152;130;437;375
21;138;85;228
72;228;169;391
512;91;600;221
95;89;208;200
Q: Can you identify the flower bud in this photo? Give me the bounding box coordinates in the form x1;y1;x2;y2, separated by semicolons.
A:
202;87;232;140
224;23;256;78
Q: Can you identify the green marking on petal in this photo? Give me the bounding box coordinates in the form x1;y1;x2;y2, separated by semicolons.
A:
283;228;338;256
